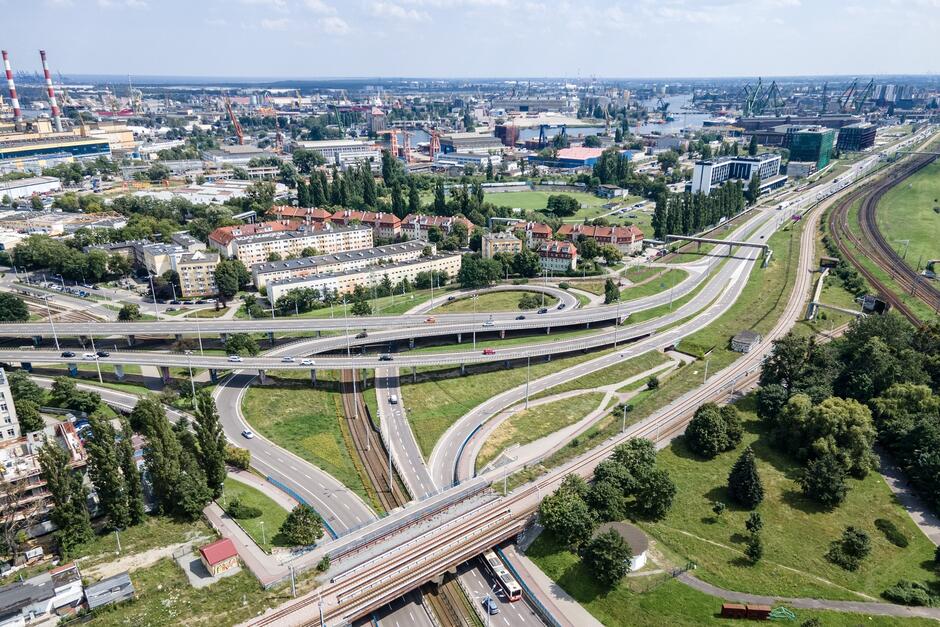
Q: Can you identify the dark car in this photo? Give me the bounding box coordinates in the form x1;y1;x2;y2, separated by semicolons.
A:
557;303;566;310
61;351;76;358
96;351;110;358
355;331;368;339
537;308;548;314
515;315;526;320
379;354;393;361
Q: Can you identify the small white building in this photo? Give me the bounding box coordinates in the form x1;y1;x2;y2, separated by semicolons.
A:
596;522;649;572
434;152;502;169
0;176;61;201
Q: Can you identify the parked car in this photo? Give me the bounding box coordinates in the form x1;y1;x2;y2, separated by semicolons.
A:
300;358;315;366
227;355;243;362
482;348;496;355
241;429;255;439
281;356;295;363
96;351;110;358
60;351;76;358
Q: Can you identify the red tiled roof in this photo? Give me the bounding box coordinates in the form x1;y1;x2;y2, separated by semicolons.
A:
330;210;401;227
271;206;332;220
209;221;299;246
402;214;473;230
556;224;644;241
199;538;238;566
538;240;578;257
555;147;605;160
513;221;553;237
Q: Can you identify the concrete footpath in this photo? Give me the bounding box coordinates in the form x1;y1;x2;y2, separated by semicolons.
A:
203;503;289;588
878;451;940;546
226;469;299;512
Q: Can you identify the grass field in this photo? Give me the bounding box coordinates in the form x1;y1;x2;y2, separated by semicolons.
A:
241;372;379;510
431;290;558;313
476;392;605;471
641;401;938;601
220;478;290;553
530;351;671;400
483;190;644;225
620;269;688;302
400;347;619;458
406;327;605;355
238;287;452;320
186;307;230;319
875;157;940;274
527;532;936;627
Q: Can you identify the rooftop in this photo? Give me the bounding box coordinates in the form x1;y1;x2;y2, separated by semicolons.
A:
268;253;460;289
252;240;427;275
0;176;60;189
596;522;649;556
555;147;605;161
199;538;238;567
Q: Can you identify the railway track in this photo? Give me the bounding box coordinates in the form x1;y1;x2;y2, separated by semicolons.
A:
339;369;475;627
827;150;940;324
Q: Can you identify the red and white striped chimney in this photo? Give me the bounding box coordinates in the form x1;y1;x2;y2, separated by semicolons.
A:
1;50;24;131
39;50;62;132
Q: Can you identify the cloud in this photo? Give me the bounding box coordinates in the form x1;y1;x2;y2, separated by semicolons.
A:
44;0;74;6
319;15;350;34
304;0;336;13
371;1;430;21
97;0;147;6
240;0;287;6
261;17;290;30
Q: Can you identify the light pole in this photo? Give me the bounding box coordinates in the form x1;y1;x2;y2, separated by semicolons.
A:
43;296;60;350
525;356;530;409
260;520;266;546
622;404;627;433
472;293;477;349
146;274;159;318
195;315;204;356
703;359;709;384
185;350;197;407
92;354;103;384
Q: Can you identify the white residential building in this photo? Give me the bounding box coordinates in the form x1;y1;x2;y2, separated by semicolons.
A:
0;368;19;443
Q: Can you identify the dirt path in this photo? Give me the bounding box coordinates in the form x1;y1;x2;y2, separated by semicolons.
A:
82;535;213;581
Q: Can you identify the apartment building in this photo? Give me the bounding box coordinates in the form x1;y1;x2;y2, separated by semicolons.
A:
330;210;402;240
538;240;578;272
511;221;554;247
481;231;522;259
208;221;300;258
230;224;373;267
175;250;220;297
556;223;645;255
269;206;333;225
267;253;462;303
252;240;431;290
0;368;19;442
401;214;474;241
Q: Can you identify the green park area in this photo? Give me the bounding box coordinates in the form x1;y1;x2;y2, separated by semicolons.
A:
621;268;688;301
219;478;290;553
476;392;606;471
431;290;558;313
241;370;381;512
531;351;671;400
875;157;940;273
483;189;644;225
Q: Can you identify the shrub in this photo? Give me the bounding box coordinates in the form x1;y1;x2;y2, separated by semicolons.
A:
226;496;262;520
225;445;251;470
646;375;660;390
826;526;871;571
744;532;763;564
882;580;935;606
316;555;331;573
874;518;909;548
559;282;570;290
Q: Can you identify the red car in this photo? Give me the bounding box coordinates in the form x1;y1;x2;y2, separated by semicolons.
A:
482;348;496;355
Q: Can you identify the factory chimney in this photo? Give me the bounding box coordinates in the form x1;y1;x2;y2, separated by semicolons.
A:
1;50;24;131
39;50;62;132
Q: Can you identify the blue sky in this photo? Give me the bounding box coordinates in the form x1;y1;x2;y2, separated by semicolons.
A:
5;0;940;78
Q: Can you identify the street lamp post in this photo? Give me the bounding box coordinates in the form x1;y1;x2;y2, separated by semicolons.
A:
42;296;60;350
185;350;196;407
259;520;266;546
525;356;530;409
622;403;627;433
146;274;159;318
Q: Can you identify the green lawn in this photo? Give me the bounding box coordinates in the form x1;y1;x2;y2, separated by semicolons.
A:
531;351;671;400
401;347;619;459
432;290;558;313
477;392;605;471
406;327;605;355
567;280;606;295
641;402;938;601
241;371;380;511
875;157;940;274
220;477;290;553
620;265;667;285
483;190;606;212
187;306;230;318
527;531;936;627
620;269;688;301
239;288;451;320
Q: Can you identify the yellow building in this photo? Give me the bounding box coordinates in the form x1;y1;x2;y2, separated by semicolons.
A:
481;231;522;259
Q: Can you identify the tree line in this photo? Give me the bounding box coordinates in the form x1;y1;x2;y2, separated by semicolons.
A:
651;181;747;239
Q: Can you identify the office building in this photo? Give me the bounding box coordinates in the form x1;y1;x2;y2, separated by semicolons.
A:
293;140;380;166
252;240;431;289
836;122;877;152
690;153;785;196
538;240;578;272
557;223;645;255
481;231;522;259
787;127;835;170
266;253;462;302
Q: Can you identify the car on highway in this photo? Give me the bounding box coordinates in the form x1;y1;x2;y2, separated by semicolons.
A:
379;354;394;361
482;320;494;327
281;356;295;363
300;359;315;366
60;351;76;358
96;351;109;358
82;353;96;360
425;317;436;324
389;394;398;404
355;331;368;339
482;597;499;615
447;295;456;301
241;429;254;439
557;303;566;310
537;308;548;314
227;355;243;362
482;348;496;355
515;315;526;320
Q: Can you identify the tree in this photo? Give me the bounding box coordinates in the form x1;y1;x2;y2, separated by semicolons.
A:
584;529;631;589
84;413;131;530
48;376;101;414
583;135;603;148
118;303;142;321
633;466;678;520
587;479;628;522
539;482;597;548
577;236;601;261
756;383;789;421
118;418;145;525
604;278;620;304
546;194;580;217
518;293;542;310
748;135;759;156
8;370;45;405
826;526;871;571
647;375;660;390
214;259;251;302
279;504;325;545
193;391;227;498
292;148;326;174
745;173;761;206
600;245;622;266
457;255;502;289
225;333;259;356
351;296;372;316
512;248;541;278
15;399;43;434
745;531;764;564
38;437;94;557
727;447;763;509
0;293;28;322
686;403;742;458
657;150;680;172
712;501;727;519
799;453;848;508
133;398;182;514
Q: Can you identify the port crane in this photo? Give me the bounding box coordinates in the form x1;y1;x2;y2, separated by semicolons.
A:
225;96;244;145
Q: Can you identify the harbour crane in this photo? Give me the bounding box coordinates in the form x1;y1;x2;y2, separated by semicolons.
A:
853;78;875;113
839;78;859;113
225;96;244;145
820;81;828;114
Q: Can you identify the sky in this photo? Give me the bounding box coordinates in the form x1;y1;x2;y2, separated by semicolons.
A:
4;0;940;79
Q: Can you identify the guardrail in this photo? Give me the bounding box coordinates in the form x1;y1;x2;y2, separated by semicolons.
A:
495;547;563;627
266;475;337;539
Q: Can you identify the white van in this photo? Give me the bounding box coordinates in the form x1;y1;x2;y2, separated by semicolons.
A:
389;394;399;405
